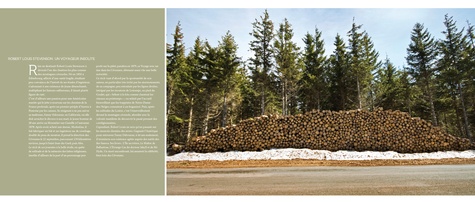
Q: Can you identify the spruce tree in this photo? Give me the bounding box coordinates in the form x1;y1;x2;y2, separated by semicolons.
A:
166;22;188;143
361;33;381;110
347;19;365;109
437;14;471;138
218;31;241;127
300;28;328;112
249;9;277;115
399;67;415;115
406;23;439;126
239;65;260;119
376;57;401;110
184;37;206;140
464;21;475;141
274;18;300;115
328;34;350;111
200;41;222;135
166;22;187;118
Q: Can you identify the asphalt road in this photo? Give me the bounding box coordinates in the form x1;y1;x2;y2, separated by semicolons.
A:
167;164;475;195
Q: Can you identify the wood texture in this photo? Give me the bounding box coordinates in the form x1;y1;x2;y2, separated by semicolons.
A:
185;109;475;153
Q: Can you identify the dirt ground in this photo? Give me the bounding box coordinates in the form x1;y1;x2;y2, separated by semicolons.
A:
167;158;475;169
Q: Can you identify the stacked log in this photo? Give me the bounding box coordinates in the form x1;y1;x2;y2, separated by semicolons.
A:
185;109;475;153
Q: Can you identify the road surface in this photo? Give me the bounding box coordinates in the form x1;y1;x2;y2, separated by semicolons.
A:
167;164;475;195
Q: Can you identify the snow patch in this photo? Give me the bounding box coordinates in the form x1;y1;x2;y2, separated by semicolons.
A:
166;149;475;162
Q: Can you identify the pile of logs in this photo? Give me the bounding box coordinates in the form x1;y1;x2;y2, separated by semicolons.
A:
185;109;475;153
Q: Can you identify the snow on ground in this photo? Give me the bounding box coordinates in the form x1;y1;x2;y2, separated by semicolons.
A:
167;148;475;162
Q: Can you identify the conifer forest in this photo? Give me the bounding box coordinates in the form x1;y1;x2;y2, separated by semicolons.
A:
166;10;475;144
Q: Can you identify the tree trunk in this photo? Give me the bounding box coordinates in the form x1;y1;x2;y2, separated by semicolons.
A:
261;85;265;115
357;76;362;110
369;83;374;111
229;102;234;125
202;96;210;135
458;83;472;141
222;94;227;128
456;108;464;137
166;81;173;135
452;94;464;137
285;79;288;115
282;78;286;115
187;97;194;141
428;90;438;126
443;111;448;132
285;80;288;115
166;79;173;117
339;76;346;110
166;91;171;117
425;80;438;126
317;89;321;111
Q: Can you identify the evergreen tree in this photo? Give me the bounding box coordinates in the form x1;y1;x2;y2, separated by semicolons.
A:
361;33;381;110
437;14;471;138
200;41;223;135
406;23;439;126
184;37;206;140
172;39;204;142
347;20;380;110
328;34;350;111
375;57;401;110
166;22;188;143
249;9;277;115
465;21;475;141
166;22;186;118
300;28;328;112
239;66;260;119
465;22;475;83
399;67;415;115
466;22;475;55
274;18;301;115
218;31;241;127
347;19;365;109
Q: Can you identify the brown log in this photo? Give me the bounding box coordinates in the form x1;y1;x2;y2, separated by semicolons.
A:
183;109;474;153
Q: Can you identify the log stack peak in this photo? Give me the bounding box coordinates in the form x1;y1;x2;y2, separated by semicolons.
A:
185;109;475;153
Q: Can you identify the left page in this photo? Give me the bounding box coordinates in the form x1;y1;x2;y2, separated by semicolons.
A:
0;9;166;195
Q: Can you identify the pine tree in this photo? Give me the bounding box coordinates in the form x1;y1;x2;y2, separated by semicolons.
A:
328;34;350;111
249;9;277;115
200;41;223;135
300;27;328;112
166;22;186;117
465;21;475;141
399;67;415;115
406;22;439;126
361;33;381;110
166;22;188;143
375;57;400;110
184;37;206;140
437;14;472;138
465;22;475;82
347;19;365;109
238;66;260;119
274;18;301;115
218;31;241;127
170;38;205;142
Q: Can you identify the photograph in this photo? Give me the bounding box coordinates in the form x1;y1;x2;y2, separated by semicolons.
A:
166;8;475;195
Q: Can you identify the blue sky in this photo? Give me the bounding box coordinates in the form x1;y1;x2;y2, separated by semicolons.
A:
167;8;475;69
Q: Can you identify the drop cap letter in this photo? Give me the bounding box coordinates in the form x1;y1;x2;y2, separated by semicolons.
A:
29;64;37;76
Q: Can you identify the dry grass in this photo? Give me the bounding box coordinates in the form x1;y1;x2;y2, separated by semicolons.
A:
167;158;475;169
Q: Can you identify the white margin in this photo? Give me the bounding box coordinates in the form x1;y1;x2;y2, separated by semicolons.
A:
0;0;474;8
